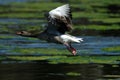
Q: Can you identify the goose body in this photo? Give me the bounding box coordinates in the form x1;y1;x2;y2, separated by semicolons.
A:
16;4;83;55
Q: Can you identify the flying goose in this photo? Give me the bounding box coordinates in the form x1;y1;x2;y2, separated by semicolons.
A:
16;4;83;55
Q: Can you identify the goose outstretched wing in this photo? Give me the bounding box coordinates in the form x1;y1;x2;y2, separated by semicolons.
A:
45;4;73;33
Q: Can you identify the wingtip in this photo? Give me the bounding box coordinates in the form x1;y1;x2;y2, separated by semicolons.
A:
64;4;70;7
65;4;69;6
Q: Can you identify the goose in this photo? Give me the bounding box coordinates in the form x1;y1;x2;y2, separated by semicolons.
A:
16;4;83;55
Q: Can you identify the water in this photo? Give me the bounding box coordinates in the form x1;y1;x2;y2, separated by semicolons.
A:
0;34;120;79
0;62;120;80
80;36;120;55
0;1;120;79
0;34;120;55
0;0;39;4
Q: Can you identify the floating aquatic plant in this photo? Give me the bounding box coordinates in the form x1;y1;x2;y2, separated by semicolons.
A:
66;72;81;76
11;48;70;55
102;46;120;52
7;56;120;64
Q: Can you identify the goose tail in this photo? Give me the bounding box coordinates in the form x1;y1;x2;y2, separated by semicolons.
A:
60;35;83;43
74;37;83;43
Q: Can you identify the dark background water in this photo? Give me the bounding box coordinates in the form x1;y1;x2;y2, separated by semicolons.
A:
0;63;101;80
0;62;120;80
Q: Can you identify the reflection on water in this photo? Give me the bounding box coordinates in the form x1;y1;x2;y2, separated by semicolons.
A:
0;62;120;80
0;62;100;80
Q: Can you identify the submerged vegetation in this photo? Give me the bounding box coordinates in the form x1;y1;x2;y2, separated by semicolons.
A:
11;48;69;55
66;72;81;76
6;55;120;64
102;46;120;52
0;56;6;60
75;25;120;30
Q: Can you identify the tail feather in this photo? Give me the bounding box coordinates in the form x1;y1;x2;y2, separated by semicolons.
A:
72;37;83;43
77;38;83;42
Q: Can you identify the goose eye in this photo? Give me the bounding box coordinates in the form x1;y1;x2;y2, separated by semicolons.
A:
21;31;24;34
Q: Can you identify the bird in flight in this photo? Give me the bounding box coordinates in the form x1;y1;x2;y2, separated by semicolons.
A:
16;4;83;55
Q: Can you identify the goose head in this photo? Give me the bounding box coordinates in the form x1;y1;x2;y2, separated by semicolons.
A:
16;31;32;36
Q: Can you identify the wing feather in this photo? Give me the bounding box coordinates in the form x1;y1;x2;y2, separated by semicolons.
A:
45;4;73;34
49;4;71;19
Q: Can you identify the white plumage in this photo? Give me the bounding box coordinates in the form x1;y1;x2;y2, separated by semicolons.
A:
49;4;70;19
60;34;83;43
